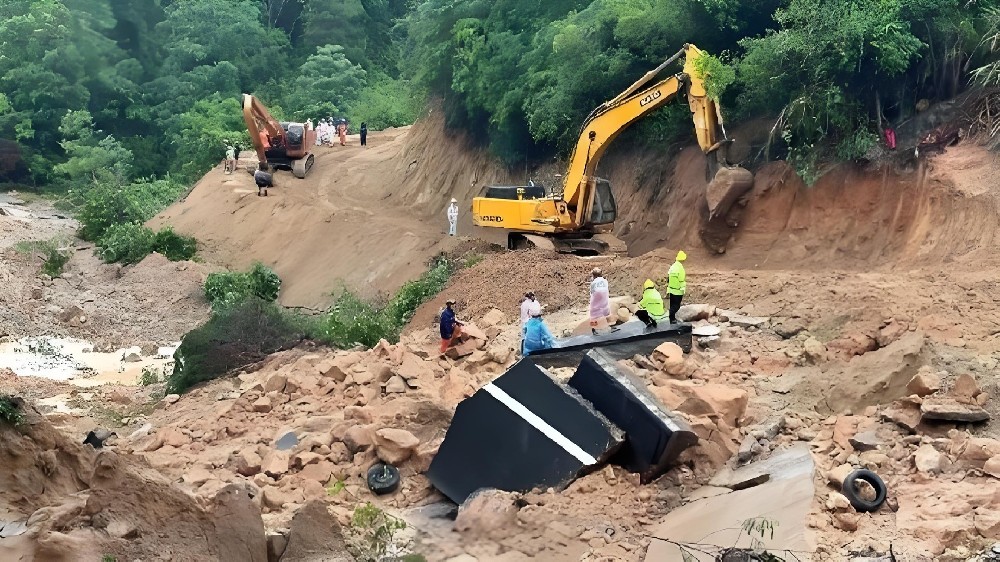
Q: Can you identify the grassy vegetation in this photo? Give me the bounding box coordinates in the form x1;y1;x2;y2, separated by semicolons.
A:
96;223;196;265
320;257;453;348
15;237;73;277
347;503;413;562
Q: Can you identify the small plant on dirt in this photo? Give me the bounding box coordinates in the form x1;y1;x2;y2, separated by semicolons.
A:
326;478;346;496
0;395;25;426
138;366;161;386
347;502;408;562
101;555;118;562
675;516;789;561
41;245;71;277
15;237;73;277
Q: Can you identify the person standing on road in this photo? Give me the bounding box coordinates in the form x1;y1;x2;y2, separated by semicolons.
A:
667;250;687;324
360;122;368;147
447;198;459;236
439;299;463;355
589;268;611;335
337;120;348;146
520;291;537;330
224;145;236;174
522;302;555;356
636;279;666;329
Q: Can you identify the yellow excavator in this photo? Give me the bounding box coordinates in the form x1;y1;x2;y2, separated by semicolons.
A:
472;44;753;254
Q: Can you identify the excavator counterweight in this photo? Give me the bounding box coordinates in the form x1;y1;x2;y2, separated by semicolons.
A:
471;44;753;254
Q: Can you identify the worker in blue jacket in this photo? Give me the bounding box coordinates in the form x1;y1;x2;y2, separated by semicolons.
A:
522;301;555;356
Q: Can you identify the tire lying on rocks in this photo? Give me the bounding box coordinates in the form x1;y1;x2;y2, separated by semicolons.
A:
367;463;401;495
841;469;887;512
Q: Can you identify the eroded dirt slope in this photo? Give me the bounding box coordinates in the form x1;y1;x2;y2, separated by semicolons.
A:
151;111;514;308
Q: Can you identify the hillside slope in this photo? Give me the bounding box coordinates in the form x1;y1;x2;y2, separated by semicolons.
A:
155;106;1000;308
151;111;513;308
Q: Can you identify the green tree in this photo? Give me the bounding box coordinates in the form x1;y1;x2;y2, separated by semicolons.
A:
53;110;133;185
167;94;248;180
283;45;367;119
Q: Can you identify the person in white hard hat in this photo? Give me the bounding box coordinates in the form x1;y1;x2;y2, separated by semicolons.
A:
447;198;459;236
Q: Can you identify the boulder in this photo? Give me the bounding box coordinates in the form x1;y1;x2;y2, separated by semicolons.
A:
826;464;854;488
384;375;407;394
298;460;334;483
774;319;807;339
729;315;768;329
453;489;519;534
227;450;262;477
951;374;982;402
252;396;272;413
914;444;944;473
653;380;747;427
164;394;180;405
317;359;350;382
616;307;631;324
877;321;908;347
826;492;852;512
264;374;287;394
881;400;922;433
159;427;191;448
907;371;941;397
984;456;1000;479
282;500;352;561
849;431;880;452
374;428;420;465
342;425;373;454
261;450;290;477
827;333;879;358
921;398;990;423
958;437;1000;462
676;304;715;323
481;308;507;328
802;337;827;364
706;165;754;218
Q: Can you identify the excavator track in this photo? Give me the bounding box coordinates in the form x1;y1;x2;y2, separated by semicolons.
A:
292;153;315;179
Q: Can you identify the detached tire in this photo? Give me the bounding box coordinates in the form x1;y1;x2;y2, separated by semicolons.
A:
367;463;400;495
841;469;887;512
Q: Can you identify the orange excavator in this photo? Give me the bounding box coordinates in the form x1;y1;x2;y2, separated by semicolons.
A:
242;94;316;178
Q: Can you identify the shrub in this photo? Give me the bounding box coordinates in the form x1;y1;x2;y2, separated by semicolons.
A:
97;222;156;265
15;237;72;277
166;299;308;394
204;263;281;309
152;227;197;261
347;503;408;562
320;258;453;348
78;178;185;241
0;395;25;426
42;246;71;277
138;366;160;386
97;223;197;265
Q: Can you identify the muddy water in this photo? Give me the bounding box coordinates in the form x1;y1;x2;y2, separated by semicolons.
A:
0;337;176;387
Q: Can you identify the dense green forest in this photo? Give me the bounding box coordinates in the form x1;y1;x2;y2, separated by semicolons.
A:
1;0;999;192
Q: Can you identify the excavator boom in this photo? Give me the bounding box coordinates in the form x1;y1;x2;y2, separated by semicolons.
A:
472;44;749;254
241;94;317;178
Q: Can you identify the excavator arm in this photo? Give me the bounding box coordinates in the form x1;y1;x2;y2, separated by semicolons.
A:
473;44;749;253
242;94;288;167
241;94;316;178
561;44;725;211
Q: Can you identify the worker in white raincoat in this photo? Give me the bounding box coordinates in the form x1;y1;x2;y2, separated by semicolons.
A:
447;198;459;236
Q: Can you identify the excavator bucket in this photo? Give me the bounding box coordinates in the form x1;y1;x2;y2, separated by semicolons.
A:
706;165;754;220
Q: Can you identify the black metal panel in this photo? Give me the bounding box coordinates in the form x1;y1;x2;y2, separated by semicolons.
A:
568;350;699;483
530;320;692;369
493;359;623;460
427;361;623;505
